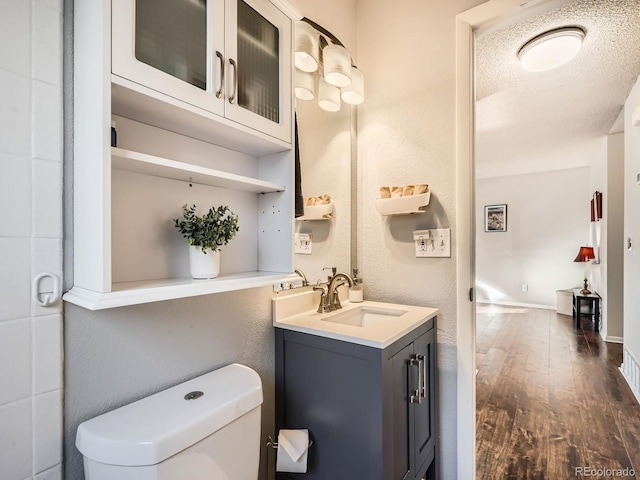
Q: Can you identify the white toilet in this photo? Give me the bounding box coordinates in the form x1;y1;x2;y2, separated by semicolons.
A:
76;363;263;480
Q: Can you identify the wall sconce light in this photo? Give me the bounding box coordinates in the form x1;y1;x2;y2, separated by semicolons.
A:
573;245;595;294
294;18;365;110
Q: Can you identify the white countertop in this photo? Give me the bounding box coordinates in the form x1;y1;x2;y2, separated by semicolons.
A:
272;290;438;349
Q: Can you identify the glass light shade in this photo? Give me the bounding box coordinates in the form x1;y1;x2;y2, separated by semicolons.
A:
518;27;585;72
294;21;319;73
317;77;341;112
294;69;315;100
322;44;352;87
341;66;364;105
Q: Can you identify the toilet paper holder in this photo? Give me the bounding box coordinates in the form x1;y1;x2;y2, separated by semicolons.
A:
266;436;313;449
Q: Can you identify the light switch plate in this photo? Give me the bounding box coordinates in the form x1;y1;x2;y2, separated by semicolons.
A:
414;228;451;257
294;233;312;255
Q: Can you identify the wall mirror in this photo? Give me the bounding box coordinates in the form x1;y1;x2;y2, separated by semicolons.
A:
292;96;353;285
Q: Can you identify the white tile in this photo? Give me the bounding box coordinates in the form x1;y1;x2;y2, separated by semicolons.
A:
0;153;32;237
32;160;62;239
0;238;31;321
0;399;32;480
32;80;62;162
35;464;61;480
32;315;62;394
0;319;31;405
33;390;62;474
32;0;62;86
0;70;31;156
0;0;31;76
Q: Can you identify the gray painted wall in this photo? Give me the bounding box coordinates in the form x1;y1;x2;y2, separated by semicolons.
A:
64;288;276;479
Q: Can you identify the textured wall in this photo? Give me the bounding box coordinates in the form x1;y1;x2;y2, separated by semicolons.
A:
355;0;485;476
476;168;592;307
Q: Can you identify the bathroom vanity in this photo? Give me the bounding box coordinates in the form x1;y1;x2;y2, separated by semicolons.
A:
273;292;438;479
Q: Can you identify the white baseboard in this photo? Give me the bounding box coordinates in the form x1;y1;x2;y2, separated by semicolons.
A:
605;335;624;344
476;300;556;310
620;347;640;406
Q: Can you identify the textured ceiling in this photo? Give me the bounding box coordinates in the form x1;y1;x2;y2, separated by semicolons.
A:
475;0;640;178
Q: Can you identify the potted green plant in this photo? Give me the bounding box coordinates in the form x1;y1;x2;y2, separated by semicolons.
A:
173;204;240;279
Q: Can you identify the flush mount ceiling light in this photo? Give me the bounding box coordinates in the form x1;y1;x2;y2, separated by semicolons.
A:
518;26;586;72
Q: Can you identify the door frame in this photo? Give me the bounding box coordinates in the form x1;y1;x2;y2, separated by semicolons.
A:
455;1;577;478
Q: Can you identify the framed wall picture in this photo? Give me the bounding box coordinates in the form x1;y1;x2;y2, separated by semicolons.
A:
484;204;507;232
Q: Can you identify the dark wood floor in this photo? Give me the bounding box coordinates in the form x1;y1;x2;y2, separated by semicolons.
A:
476;304;640;480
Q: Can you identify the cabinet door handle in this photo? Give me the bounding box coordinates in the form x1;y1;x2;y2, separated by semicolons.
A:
409;355;423;404
229;58;238;104
215;51;225;99
418;353;427;398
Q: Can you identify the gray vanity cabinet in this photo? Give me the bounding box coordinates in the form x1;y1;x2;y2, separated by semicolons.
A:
275;316;437;480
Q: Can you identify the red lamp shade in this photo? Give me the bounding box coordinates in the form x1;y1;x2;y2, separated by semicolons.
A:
573;246;595;262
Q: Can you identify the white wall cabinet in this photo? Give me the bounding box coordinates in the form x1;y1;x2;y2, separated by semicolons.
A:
112;0;292;144
64;0;299;311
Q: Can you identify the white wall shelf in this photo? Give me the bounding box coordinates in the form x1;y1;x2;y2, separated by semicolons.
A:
111;147;286;193
65;271;297;310
375;192;431;216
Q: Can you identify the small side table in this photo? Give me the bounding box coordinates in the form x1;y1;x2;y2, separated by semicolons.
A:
572;289;600;331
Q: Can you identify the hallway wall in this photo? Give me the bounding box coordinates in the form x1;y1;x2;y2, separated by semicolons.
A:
476;167;590;307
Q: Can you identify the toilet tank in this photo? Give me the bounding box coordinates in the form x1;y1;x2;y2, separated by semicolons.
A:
76;363;263;480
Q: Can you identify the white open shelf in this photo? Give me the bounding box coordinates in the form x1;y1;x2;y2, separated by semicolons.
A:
64;271;297;310
375;192;431;215
295;201;334;221
111;147;286;193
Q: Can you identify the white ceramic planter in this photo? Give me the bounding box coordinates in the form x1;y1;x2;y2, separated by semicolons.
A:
189;246;220;279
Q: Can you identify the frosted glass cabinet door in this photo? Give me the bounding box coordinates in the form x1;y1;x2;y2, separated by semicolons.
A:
112;0;225;116
225;0;292;142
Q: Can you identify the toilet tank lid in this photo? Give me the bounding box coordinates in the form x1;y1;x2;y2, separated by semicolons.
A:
76;363;263;467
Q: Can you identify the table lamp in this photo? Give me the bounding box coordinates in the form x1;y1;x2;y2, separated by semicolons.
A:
573;246;595;294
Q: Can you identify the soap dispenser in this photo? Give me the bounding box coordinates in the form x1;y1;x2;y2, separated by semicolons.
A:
349;267;364;303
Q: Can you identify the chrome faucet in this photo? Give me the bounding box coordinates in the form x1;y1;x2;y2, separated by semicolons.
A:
294;269;308;286
327;271;354;311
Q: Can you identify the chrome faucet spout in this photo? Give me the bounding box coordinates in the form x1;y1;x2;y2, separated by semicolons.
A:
294;269;308;286
327;272;354;310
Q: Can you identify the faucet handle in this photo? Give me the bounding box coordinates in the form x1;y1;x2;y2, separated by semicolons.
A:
323;266;337;281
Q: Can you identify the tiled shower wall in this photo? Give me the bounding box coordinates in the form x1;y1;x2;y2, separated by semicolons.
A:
0;1;64;479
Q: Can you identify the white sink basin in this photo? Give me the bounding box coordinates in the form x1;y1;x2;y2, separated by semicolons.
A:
322;306;408;327
272;290;438;349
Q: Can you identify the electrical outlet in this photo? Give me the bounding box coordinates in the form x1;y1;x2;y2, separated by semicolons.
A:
521;283;528;292
294;233;312;255
413;228;451;258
